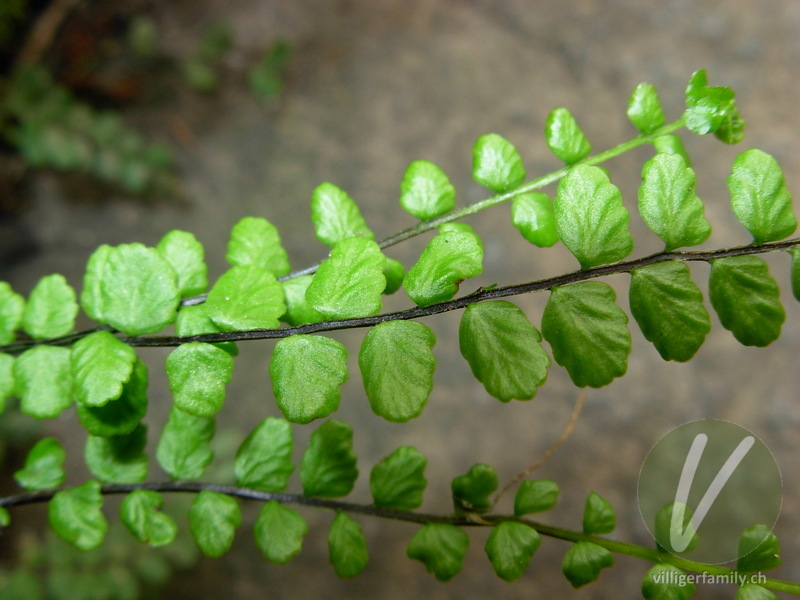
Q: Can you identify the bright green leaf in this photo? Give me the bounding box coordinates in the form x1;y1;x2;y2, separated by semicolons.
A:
451;463;498;513
514;479;559;515
554;165;633;269
14;345;72;419
542;282;631;388
407;523;469;582
485;521;541;582
511;192;559;247
472;133;526;193
370;446;427;510
641;565;695;600
0;281;25;344
84;424;148;483
156;405;215;480
76;358;148;437
629;261;711;362
270;335;348;424
254;500;308;564
459;301;550;402
437;222;485;250
792;249;800;303
627;83;666;134
205;265;286;331
328;512;368;578
166;342;234;417
0;352;15;410
235;417;294;491
300;420;358;498
311;182;374;247
81;244;111;322
226;216;290;276
561;541;614;588
737;584;779;600
545;108;592;164
359;320;436;422
189;490;241;557
21;274;77;339
156;230;208;297
399;160;456;220
14;437;66;490
120;490;177;547
0;506;9;527
709;256;784;347
683;70;744;143
728;149;796;243
653;134;692;166
383;257;405;295
48;481;108;551
71;330;137;407
583;492;615;535
738;525;781;572
175;303;238;356
280;276;323;326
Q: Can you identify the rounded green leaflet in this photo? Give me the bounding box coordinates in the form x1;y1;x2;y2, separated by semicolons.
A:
583;492;615;535
359;320;436;423
14;345;73;419
438;222;485;250
156;405;215;481
311;182;374;247
451;463;497;513
254;500;308;564
738;525;781;573
728;149;796;243
709;256;784;347
71;330;137;407
641;565;695;600
459;301;550;402
485;521;541;582
84;424;148;484
305;237;386;319
629;261;710;362
382;257;405;295
399;159;456;221
328;512;368;578
627;83;666;134
0;281;25;345
514;479;560;516
234;417;294;491
21;274;77;340
280;275;323;326
205;265;286;331
683;69;743;141
270;334;348;424
545;107;592;164
156;229;208;297
407;523;469;582
736;584;779;600
403;230;483;307
370;446;427;510
541;282;631;388
76;358;148;437
14;437;66;490
81;244;112;322
48;480;108;551
120;490;177;547
300;419;358;498
471;133;526;193
554;165;633;269
792;248;800;302
166;342;234;417
511;192;559;247
561;541;614;588
225;216;290;277
189;490;242;557
638;153;711;250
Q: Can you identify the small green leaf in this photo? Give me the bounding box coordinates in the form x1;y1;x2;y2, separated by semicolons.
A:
156;230;208;297
98;244;180;336
166;342;234;417
175;303;238;356
270;335;348;424
653;134;692;166
14;437;66;490
189;490;241;557
120;490;177;547
359;320;436;422
485;521;541;582
0;352;13;408
254;500;308;564
654;502;698;554
638;153;711;250
235;417;294;491
472;133;526;193
300;420;358;498
76;358;148;437
408;524;469;582
81;244;111;322
306;237;386;319
629;262;711;362
205;265;286;331
370;446;427;510
737;584;779;600
514;479;560;516
328;512;368;578
438;222;485;250
383;257;405;295
84;424;148;483
542;282;631;388
792;249;800;302
71;331;137;407
156;405;215;480
48;480;108;551
311;182;374;247
545;108;592;164
459;301;550;402
280;276;324;326
627;83;666;134
404;231;483;307
451;463;498;513
738;525;781;572
583;492;615;535
554;165;633;269
641;565;695;600
14;345;73;419
561;542;614;588
0;506;9;527
683;70;744;143
226;216;290;276
511;192;559;247
21;274;77;339
728;149;796;243
399;160;456;220
709;256;784;347
0;281;25;344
